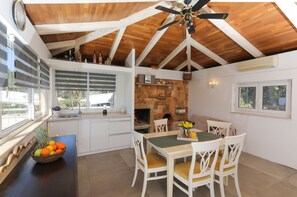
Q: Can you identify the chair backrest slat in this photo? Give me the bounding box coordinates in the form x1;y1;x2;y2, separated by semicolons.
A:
154;118;168;133
189;139;222;181
220;133;246;170
131;130;147;168
207;120;232;137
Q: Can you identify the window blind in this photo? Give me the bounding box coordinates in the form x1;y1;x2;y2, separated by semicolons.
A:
0;21;8;87
55;70;87;91
39;59;50;89
14;38;38;88
89;73;116;92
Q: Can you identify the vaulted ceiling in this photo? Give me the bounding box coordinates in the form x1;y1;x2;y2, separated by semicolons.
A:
23;0;297;71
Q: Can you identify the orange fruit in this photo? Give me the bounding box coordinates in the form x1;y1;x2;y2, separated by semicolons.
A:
56;142;66;150
41;148;50;156
56;148;63;153
48;140;56;145
52;144;57;151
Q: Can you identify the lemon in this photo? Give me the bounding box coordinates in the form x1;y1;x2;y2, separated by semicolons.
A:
48;140;56;145
189;132;197;139
50;151;55;155
46;145;54;151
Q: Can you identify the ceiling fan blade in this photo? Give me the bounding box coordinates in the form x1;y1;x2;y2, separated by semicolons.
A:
155;6;180;15
191;0;211;12
197;13;229;19
157;19;180;31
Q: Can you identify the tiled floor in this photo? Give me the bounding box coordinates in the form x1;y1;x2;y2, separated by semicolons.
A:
78;149;297;197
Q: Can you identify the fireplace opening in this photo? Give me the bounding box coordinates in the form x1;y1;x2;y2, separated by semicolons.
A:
163;113;172;130
134;105;153;133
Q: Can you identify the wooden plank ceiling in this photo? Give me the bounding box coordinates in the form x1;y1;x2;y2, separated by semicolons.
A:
24;0;297;71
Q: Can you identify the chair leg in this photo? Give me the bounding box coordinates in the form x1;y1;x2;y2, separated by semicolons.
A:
141;172;148;197
234;172;242;197
210;182;215;197
188;186;193;197
184;157;187;163
131;165;138;187
219;176;226;197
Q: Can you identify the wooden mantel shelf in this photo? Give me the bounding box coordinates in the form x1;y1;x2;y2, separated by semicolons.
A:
136;83;170;88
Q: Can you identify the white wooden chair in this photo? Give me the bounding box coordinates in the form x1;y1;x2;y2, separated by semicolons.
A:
213;133;246;197
154;118;168;132
207;120;232;137
131;130;167;197
173;139;222;197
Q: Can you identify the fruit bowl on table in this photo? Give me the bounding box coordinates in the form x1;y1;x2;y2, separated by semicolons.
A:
31;148;66;163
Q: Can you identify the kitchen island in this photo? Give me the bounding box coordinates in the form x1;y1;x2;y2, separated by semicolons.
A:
0;135;77;197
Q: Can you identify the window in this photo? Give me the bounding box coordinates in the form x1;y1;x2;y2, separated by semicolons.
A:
1;87;30;131
0;21;50;139
233;80;291;117
55;70;116;110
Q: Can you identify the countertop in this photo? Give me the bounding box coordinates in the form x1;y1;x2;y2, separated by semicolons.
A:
48;112;131;122
0;135;78;197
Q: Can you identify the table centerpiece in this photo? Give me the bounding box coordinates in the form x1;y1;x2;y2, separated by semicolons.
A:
177;120;198;141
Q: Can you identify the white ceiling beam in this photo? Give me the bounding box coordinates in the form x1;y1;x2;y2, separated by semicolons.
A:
51;46;74;56
136;14;176;66
75;28;118;46
175;60;188;71
186;31;191;71
158;40;186;69
35;21;120;35
190;60;204;70
276;2;297;29
46;40;75;50
202;6;263;58
46;1;169;54
109;27;126;61
190;38;228;65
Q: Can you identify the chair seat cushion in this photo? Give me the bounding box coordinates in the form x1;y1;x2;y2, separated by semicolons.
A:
210;156;235;172
174;161;210;182
146;153;167;169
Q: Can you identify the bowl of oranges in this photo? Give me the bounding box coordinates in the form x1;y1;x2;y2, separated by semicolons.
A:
31;140;66;163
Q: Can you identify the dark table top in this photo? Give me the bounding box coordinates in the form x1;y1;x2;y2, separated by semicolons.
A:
0;135;78;197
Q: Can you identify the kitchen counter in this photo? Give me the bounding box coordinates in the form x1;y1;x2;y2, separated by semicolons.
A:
0;135;78;197
48;112;130;122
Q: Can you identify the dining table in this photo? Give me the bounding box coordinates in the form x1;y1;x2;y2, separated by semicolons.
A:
143;130;224;197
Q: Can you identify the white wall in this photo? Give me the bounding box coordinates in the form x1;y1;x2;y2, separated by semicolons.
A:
189;50;297;170
0;0;51;59
135;67;183;81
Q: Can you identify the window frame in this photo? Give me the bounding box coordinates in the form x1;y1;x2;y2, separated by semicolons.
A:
233;79;292;118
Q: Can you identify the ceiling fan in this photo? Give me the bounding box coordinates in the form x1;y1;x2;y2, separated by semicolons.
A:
156;0;228;34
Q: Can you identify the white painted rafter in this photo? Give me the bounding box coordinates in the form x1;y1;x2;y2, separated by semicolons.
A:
175;60;188;71
36;21;120;35
46;1;170;55
136;14;176;66
190;60;203;70
202;6;263;58
190;38;228;65
109;27;126;61
158;40;186;69
46;40;75;50
276;2;297;29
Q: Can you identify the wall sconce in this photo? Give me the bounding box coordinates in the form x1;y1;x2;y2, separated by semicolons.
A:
209;80;218;88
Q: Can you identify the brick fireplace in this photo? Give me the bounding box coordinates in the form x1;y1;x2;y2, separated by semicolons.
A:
135;78;188;132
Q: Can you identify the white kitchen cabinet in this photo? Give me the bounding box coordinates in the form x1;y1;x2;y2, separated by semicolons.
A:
48;120;78;137
77;119;90;154
108;118;131;148
90;119;109;151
